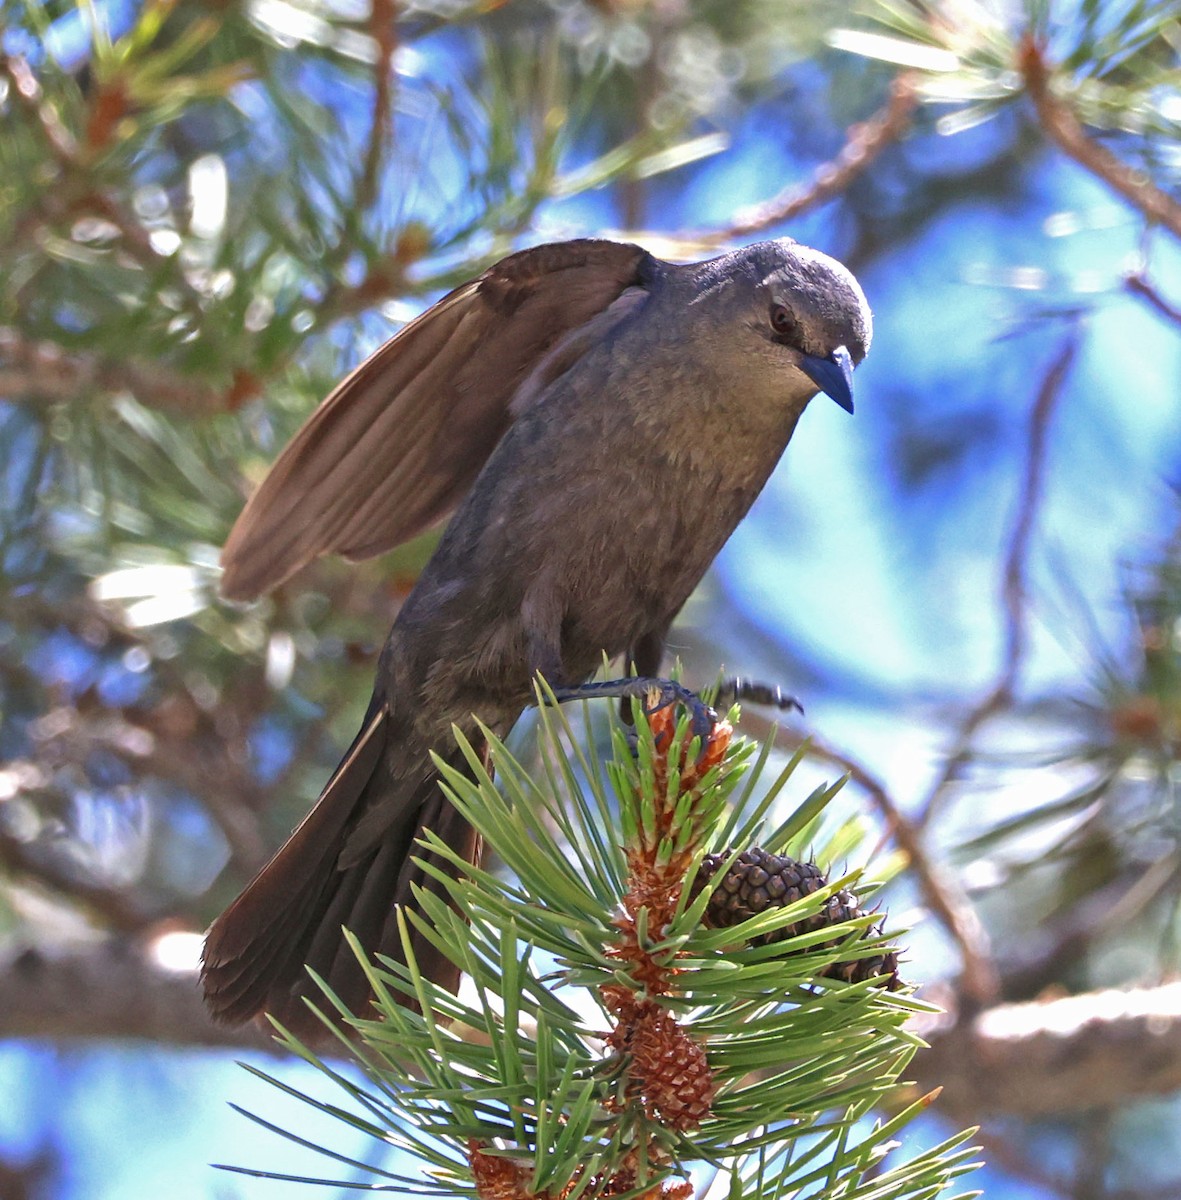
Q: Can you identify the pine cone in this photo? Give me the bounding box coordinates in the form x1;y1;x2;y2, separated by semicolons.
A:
695;847;901;989
628;1006;715;1131
469;1141;535;1200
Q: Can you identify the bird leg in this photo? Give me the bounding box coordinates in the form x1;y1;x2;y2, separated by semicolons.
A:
620;625;670;724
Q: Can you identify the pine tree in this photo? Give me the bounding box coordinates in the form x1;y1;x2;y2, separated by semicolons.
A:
2;0;1181;1195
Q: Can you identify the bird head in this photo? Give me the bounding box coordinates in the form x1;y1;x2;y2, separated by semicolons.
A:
689;238;872;415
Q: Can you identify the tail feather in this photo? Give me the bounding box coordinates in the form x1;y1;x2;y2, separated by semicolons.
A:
370;787;478;997
200;704;479;1039
204;874;335;1025
301;836;404;1022
204;708;387;964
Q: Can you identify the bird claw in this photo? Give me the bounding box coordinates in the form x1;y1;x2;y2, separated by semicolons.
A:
641;680;718;741
548;676;719;752
714;676;804;716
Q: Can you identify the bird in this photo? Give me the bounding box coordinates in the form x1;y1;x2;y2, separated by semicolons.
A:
200;236;871;1037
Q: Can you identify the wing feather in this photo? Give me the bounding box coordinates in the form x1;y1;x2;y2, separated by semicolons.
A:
220;239;651;600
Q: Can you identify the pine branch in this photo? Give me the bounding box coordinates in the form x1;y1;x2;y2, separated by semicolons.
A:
1;52;77;164
0;327;230;413
0;50;210;317
357;0;398;218
1019;34;1181;241
838;3;1181;240
225;698;975;1200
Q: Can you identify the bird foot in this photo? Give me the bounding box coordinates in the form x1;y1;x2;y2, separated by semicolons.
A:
713;676;804;716
550;676;718;741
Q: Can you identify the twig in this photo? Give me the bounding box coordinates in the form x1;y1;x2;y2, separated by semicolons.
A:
0;828;157;933
1125;269;1181;328
917;330;1078;827
1020;34;1181;241
0;327;231;412
696;74;917;246
357;0;398;217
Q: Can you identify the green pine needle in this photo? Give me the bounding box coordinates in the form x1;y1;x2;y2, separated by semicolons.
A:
226;698;977;1199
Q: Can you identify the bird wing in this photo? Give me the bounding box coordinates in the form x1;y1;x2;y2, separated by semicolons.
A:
220;238;652;601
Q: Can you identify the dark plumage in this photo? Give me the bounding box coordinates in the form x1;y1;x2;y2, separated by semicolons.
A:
201;237;871;1037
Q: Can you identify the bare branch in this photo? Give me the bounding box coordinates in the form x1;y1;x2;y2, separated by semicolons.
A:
918;330;1078;826
913;980;1181;1118
10;940;1181;1134
1125;269;1181;329
0;943;276;1050
695;74;917;247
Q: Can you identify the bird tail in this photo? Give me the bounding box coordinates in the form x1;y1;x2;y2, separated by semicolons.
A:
200;704;478;1039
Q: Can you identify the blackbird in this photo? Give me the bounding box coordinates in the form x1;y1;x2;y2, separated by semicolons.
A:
201;237;871;1035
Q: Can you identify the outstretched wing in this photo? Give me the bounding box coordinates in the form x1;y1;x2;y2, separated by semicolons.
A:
220;238;652;600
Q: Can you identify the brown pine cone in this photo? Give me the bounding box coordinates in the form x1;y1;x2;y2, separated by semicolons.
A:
695;847;901;989
627;1006;716;1131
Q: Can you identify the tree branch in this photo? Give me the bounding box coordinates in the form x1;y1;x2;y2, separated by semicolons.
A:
0;942;275;1050
8;938;1181;1132
912;980;1181;1118
917;330;1078;827
1020;34;1181;241
696;73;917;246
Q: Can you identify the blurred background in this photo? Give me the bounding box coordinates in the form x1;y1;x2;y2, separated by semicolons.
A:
2;0;1181;1196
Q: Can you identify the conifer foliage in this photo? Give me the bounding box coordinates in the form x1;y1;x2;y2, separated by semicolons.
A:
227;696;979;1199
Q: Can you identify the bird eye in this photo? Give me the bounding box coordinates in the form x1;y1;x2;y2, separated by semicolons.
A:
769;304;798;339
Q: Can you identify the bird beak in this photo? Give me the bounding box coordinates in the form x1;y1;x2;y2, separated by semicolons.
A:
800;345;855;414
